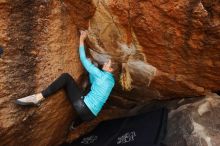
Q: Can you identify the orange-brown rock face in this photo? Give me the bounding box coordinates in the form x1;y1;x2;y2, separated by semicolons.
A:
0;0;95;146
87;0;220;99
0;0;219;145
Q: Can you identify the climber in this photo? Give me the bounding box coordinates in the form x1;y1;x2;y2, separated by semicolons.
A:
15;30;115;129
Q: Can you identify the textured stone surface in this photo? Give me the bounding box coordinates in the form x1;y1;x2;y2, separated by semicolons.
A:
0;0;94;146
165;93;220;146
87;0;220;99
0;0;219;145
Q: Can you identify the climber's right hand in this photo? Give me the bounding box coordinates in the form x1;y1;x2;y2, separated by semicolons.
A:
80;30;88;42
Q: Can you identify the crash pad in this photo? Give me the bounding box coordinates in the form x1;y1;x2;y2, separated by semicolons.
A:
62;107;168;146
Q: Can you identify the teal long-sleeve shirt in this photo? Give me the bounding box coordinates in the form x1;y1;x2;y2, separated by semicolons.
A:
79;45;115;116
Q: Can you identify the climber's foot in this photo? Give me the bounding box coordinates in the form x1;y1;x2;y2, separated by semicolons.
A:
69;119;82;131
15;93;45;106
69;121;77;131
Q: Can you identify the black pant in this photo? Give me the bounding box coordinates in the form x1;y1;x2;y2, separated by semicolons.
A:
41;73;95;122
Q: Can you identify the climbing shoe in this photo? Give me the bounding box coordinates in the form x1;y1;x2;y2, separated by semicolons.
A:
69;118;83;131
69;121;77;131
15;94;44;106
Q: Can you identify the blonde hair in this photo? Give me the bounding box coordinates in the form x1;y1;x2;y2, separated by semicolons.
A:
119;63;133;91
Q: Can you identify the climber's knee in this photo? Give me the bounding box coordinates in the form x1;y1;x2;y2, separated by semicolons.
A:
61;73;73;81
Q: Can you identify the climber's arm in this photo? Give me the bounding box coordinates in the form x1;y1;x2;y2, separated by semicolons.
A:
79;31;102;76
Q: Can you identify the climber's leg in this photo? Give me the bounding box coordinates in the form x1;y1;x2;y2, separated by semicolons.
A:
15;73;82;106
41;73;82;100
69;99;96;131
41;72;95;130
72;97;95;121
16;72;95;129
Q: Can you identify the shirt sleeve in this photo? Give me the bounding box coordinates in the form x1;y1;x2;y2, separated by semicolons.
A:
89;74;95;84
79;45;102;77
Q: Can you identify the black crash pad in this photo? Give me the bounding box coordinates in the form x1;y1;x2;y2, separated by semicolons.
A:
61;107;168;146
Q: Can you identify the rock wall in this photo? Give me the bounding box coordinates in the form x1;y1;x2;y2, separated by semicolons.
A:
87;0;220;99
0;0;219;145
0;0;94;146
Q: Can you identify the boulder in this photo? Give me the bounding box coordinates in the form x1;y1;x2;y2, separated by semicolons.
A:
165;93;220;146
0;0;219;145
0;0;94;146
